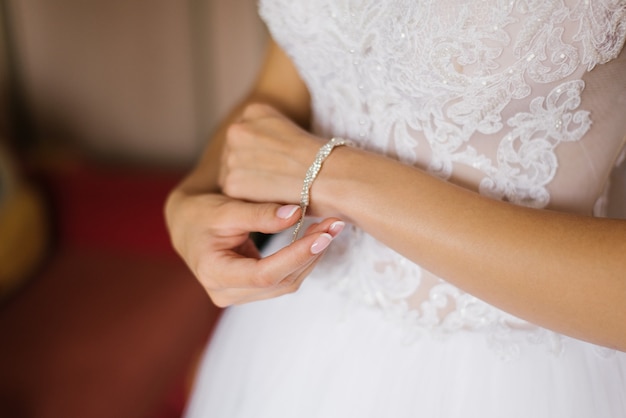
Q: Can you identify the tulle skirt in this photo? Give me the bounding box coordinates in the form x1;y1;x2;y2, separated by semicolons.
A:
184;272;626;418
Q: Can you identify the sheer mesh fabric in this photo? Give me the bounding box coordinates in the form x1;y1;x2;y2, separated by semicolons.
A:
259;0;626;354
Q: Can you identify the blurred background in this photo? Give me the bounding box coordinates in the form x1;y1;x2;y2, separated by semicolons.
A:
0;0;266;417
1;1;625;418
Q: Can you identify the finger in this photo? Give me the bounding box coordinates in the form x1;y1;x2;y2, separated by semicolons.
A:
206;219;346;306
201;217;346;305
209;242;327;307
302;218;346;239
252;221;344;282
214;200;301;236
208;254;319;306
227;217;345;285
240;230;333;286
208;221;336;293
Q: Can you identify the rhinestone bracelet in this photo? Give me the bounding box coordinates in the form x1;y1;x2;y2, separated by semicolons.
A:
292;137;352;242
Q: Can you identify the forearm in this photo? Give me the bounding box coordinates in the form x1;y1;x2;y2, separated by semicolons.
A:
175;40;311;197
316;146;626;349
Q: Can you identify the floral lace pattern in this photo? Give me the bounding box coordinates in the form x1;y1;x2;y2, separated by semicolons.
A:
259;0;626;357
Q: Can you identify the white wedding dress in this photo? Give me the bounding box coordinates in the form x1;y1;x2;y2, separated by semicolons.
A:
185;1;626;417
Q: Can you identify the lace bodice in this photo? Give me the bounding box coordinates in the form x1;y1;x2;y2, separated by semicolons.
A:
259;0;626;356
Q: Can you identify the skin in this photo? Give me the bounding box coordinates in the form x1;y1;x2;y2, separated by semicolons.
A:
166;39;626;351
166;41;345;307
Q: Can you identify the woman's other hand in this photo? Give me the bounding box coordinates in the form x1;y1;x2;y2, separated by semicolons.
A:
219;103;326;211
165;189;344;307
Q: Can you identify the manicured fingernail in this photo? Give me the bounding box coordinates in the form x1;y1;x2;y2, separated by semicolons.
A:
329;221;345;236
277;205;299;219
310;233;333;255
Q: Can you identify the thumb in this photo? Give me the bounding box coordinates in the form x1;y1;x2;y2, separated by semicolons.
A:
222;200;301;235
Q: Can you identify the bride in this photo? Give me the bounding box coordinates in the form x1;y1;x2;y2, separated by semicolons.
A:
166;1;626;417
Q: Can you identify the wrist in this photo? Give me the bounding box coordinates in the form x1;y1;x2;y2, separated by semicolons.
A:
291;137;353;240
310;144;368;223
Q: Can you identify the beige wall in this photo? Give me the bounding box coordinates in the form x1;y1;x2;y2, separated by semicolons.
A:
205;0;267;123
7;0;266;165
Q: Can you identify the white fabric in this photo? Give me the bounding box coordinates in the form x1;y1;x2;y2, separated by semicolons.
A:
185;1;626;416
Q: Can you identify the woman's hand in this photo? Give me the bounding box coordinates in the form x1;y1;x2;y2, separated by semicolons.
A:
164;43;346;308
165;189;344;307
219;103;326;210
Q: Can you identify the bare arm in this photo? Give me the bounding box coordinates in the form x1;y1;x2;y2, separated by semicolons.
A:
317;145;626;349
165;41;345;307
220;105;626;350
